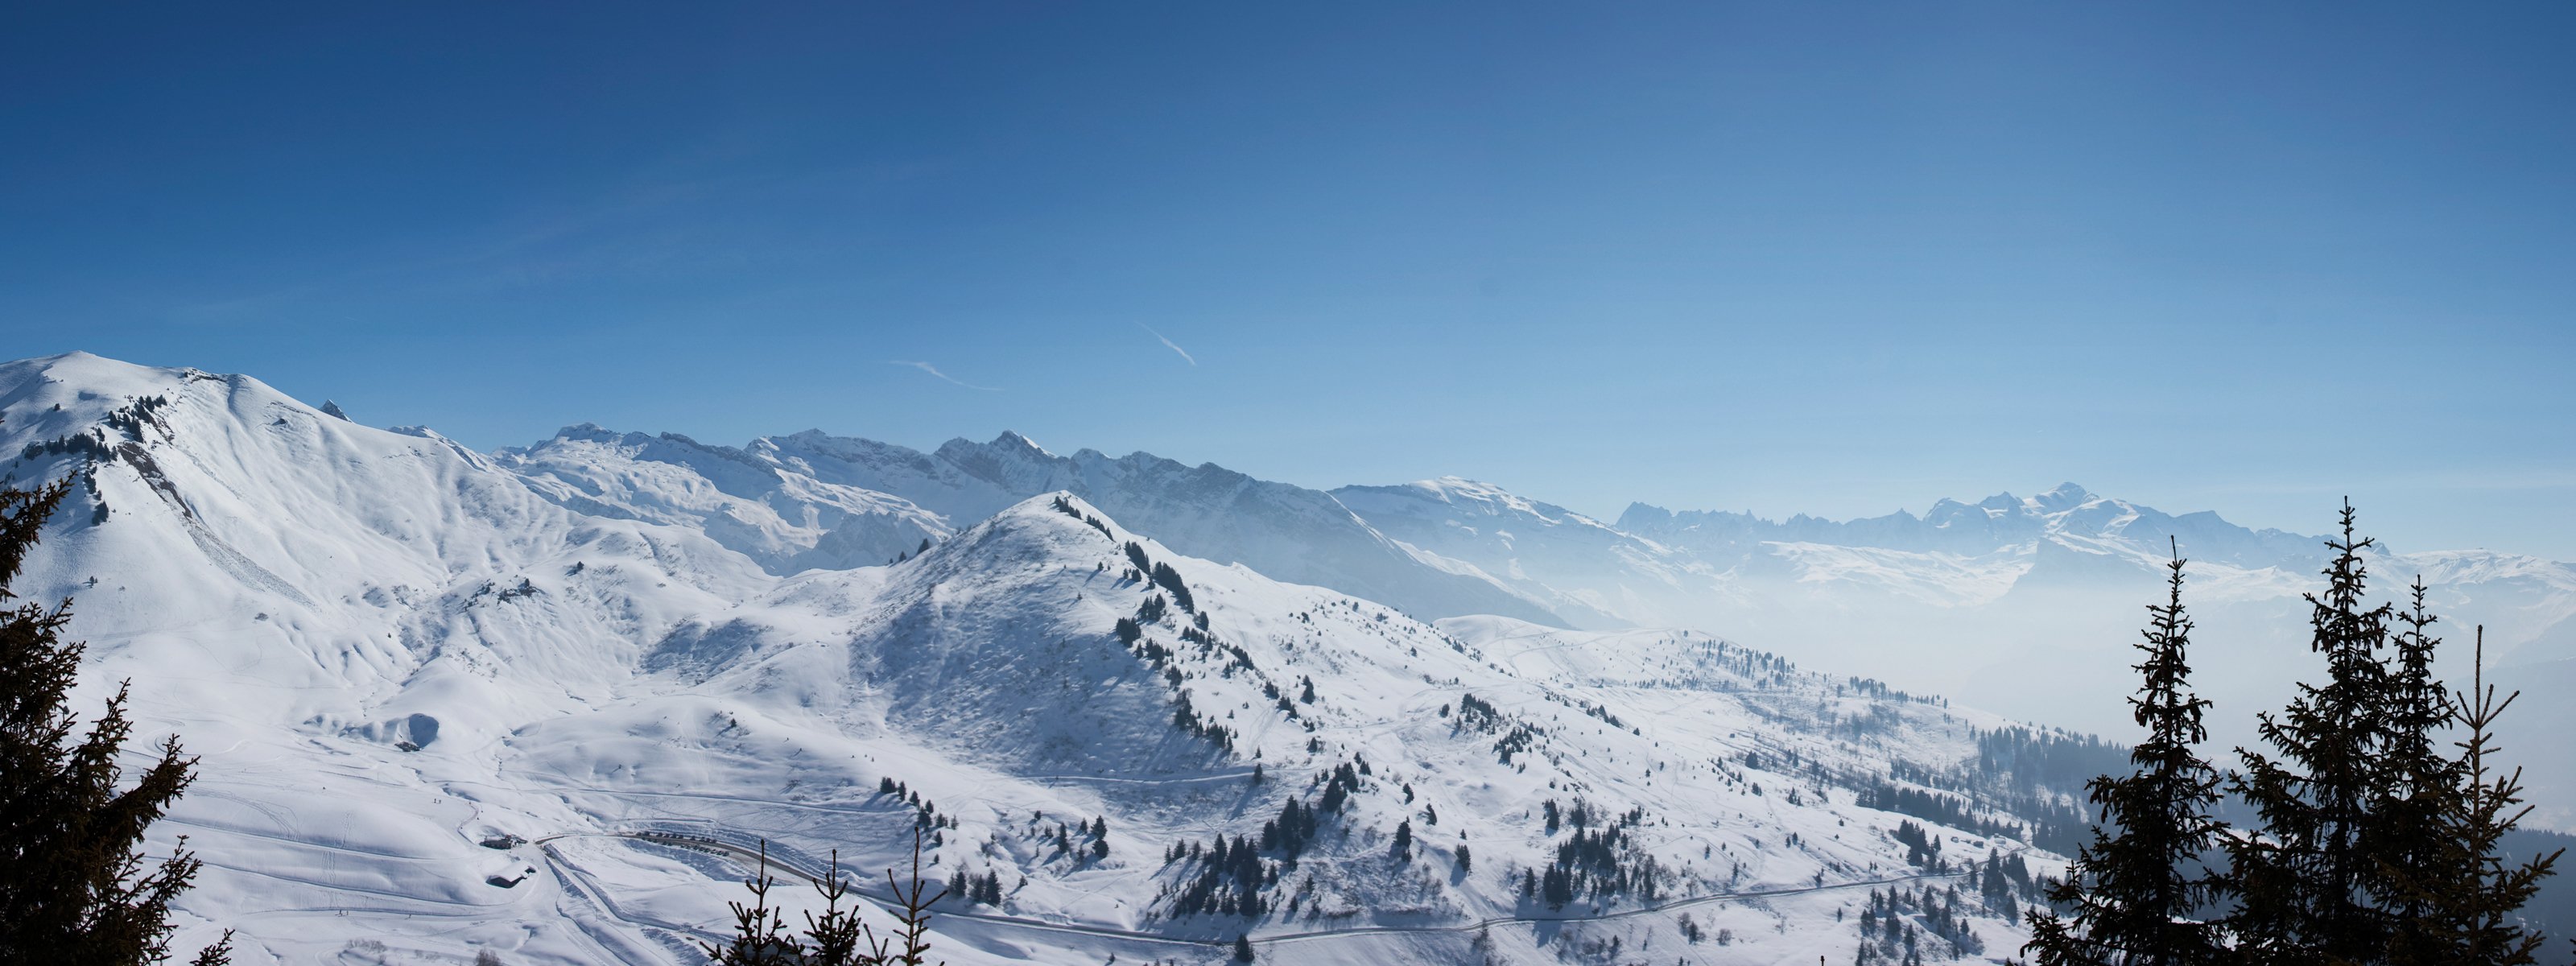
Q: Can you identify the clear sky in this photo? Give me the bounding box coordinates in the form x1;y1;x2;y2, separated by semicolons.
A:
6;3;2571;557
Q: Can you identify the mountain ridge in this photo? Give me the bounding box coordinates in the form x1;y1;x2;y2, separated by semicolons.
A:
3;352;2095;963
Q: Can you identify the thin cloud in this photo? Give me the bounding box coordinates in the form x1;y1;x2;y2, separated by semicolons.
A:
889;360;1001;391
1139;324;1196;366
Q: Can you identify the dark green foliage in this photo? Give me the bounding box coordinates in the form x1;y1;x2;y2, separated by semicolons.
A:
1867;886;1985;960
1259;797;1319;857
20;431;114;464
0;481;231;966
1170;834;1269;918
1168;692;1235;751
703;833;945;966
1051;495;1112;536
1534;807;1660;908
1975;728;2127;797
1857;783;2024;847
2228;503;2400;963
2377;632;2558;965
1963;726;2124;855
1148;562;1195;613
943;861;1004;909
1453;692;1502;732
1232;934;1255;962
1891;819;1942;871
2372;579;2470;963
2029;503;2562;966
1125;541;1150;572
2025;543;2228;965
1317;762;1360;813
99;397;170;442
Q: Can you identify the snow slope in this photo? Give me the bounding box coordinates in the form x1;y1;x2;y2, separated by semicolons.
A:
8;353;2085;965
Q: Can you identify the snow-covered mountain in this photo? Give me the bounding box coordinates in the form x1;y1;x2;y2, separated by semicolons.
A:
497;424;1563;627
1346;477;2576;782
10;351;2572;963
10;352;2100;964
491;423;956;576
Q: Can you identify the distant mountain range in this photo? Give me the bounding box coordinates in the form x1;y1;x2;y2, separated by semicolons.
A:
262;350;2576;795
478;393;2576;756
489;417;2576;668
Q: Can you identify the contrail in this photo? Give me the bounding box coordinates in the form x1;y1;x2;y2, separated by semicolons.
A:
1139;324;1196;366
888;360;1001;391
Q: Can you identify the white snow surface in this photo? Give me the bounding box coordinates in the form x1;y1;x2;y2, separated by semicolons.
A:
9;352;2570;962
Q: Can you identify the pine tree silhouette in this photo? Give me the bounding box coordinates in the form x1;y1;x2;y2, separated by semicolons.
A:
2021;502;2570;966
0;481;232;966
2379;630;2558;964
2227;500;2395;964
2024;541;2227;965
2368;578;2470;963
702;830;948;965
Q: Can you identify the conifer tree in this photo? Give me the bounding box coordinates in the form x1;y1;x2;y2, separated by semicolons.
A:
2023;542;2227;966
702;830;947;966
2381;630;2557;965
2368;579;2467;964
704;840;798;966
2226;501;2394;964
0;480;232;966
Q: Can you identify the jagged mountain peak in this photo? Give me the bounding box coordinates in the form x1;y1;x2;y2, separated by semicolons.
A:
2030;481;2095;508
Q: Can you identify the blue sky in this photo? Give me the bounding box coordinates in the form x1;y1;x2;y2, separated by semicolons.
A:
6;3;2571;556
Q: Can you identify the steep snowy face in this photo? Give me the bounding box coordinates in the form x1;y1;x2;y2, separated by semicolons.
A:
0;353;798;963
0;353;771;725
